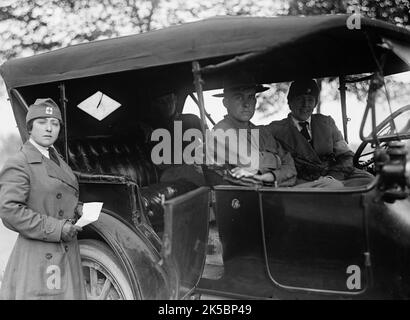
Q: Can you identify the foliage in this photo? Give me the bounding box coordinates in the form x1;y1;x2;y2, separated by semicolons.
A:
275;0;410;115
0;0;288;61
288;0;409;26
0;133;22;170
0;0;409;117
0;0;164;60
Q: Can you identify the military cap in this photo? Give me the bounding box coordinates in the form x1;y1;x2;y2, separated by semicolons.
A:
213;71;269;97
287;79;319;102
26;98;62;124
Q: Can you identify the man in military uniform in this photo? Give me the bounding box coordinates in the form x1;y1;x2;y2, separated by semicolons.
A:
208;72;298;187
266;79;373;187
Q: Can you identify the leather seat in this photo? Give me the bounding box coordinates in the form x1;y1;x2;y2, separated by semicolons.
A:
67;114;205;233
68;135;159;187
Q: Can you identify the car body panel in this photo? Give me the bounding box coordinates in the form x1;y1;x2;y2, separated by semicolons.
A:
81;210;171;299
196;183;410;299
162;187;210;299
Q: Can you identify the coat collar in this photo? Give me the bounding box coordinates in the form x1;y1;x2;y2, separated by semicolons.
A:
22;141;79;191
22;141;44;163
285;113;322;163
289;113;312;130
223;114;255;129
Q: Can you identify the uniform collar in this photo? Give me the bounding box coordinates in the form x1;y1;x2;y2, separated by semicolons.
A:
23;141;78;191
224;114;255;129
23;141;45;163
29;138;50;159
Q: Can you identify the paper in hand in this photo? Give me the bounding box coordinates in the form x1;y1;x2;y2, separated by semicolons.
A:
75;202;103;227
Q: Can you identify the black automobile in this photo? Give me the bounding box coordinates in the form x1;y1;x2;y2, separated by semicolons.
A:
1;14;410;299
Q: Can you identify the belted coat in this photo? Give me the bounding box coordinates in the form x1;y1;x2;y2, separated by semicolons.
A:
0;141;86;300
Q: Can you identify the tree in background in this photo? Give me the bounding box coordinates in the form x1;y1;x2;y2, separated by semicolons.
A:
0;0;409;126
0;133;21;169
288;0;409;26
0;0;289;61
0;0;164;60
280;0;410;115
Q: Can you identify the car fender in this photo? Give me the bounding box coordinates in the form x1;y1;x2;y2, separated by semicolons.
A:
79;209;172;299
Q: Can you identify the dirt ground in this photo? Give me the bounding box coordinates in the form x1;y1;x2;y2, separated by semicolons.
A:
0;221;17;285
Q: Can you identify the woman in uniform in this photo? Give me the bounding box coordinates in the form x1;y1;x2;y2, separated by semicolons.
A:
0;98;86;299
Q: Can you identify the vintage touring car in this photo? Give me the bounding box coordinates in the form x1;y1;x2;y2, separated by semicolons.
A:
1;14;410;299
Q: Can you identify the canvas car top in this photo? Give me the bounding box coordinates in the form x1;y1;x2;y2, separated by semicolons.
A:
1;15;410;89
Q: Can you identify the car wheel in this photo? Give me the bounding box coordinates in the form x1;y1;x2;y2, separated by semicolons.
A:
79;239;137;300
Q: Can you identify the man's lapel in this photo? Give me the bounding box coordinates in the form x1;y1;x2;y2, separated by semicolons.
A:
286;114;321;163
311;115;329;155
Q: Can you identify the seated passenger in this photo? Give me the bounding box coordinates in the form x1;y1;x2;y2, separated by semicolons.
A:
152;93;206;186
208;72;297;187
266;79;374;187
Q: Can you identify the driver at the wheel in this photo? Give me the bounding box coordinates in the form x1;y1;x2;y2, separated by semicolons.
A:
265;78;373;187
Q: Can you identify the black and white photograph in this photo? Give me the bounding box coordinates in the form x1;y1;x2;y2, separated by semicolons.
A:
0;0;409;305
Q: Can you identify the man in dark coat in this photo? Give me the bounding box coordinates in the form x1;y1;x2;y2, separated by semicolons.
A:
266;79;373;187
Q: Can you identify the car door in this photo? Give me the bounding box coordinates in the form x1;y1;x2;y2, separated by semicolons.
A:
259;187;370;295
162;187;210;299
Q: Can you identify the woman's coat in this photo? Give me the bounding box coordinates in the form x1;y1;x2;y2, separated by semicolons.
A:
0;141;87;299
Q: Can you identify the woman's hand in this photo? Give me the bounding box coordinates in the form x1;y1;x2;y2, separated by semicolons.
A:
75;203;83;218
61;220;82;242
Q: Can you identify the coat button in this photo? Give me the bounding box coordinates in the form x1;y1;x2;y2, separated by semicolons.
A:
64;245;69;252
45;253;53;260
75;191;79;198
56;193;62;199
58;210;64;217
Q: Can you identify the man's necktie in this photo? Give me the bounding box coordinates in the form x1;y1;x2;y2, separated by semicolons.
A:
48;147;60;166
299;121;312;143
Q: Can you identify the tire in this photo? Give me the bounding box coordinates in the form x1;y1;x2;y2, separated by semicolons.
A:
79;239;137;300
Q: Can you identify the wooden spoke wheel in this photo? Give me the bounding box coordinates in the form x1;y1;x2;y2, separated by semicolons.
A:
79;239;136;300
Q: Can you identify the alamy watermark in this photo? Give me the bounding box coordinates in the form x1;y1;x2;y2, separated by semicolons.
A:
46;265;61;290
346;5;361;30
346;264;361;290
150;121;260;169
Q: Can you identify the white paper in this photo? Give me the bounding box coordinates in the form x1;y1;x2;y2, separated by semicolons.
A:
75;202;103;227
77;91;122;121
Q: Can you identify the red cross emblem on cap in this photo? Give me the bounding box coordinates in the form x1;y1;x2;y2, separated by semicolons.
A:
45;107;53;115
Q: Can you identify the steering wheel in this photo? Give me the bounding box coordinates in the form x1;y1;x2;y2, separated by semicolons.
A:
354;139;390;170
353;104;410;170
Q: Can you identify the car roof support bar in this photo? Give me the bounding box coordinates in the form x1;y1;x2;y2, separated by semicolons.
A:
192;61;209;164
192;61;208;134
188;92;216;126
338;76;349;143
200;51;264;75
58;82;69;162
359;72;384;144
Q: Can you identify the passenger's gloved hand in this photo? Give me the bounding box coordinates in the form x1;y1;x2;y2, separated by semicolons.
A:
61;220;83;242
